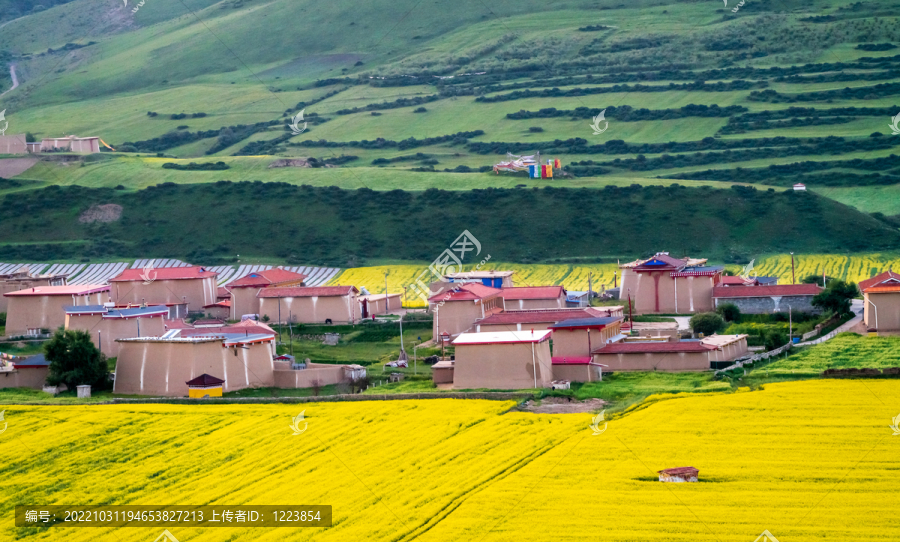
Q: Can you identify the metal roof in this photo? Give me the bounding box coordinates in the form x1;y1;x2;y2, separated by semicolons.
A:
549;316;623;329
452;330;552;345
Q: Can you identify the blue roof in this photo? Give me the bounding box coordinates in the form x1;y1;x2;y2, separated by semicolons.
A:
14;354;48;367
106;306;169;318
550;317;621;329
681;265;724;273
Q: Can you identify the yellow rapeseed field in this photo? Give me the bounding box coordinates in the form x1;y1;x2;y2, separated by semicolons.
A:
2;380;899;541
330;253;900;307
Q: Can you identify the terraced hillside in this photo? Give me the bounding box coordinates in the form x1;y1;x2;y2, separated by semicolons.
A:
2;0;900;258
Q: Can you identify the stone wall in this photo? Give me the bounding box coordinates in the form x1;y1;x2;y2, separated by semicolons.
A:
718;295;820;315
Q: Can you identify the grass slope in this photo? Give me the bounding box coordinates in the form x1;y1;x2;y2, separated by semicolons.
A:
0;182;897;264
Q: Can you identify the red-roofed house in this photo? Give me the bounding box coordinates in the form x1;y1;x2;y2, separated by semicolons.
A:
110;266;218;310
592;340;716;371
712;284;822;314
500;286;567;310
620;252;721;314
257;286;359;323
4;285;111;336
474;306;624;332
859;270;900;332
592;334;748;371
429;283;503;341
225;268;307;319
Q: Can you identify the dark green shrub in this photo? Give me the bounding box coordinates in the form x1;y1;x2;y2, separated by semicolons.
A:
690;312;725;335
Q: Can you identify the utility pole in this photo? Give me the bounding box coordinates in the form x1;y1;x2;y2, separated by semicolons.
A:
588;272;593;305
289;310;294;357
384;270;390;316
789;305;793;342
791;252;796;285
278;299;282;344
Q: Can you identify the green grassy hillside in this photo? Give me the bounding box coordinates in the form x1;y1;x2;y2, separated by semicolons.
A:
2;0;900;261
0;182;896;265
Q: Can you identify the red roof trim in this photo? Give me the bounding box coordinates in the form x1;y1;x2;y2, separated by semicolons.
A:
712;284;821;298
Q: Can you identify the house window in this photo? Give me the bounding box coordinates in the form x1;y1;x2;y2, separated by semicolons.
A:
26;328;41;337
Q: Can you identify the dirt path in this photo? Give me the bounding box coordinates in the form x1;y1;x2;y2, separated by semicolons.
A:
0;64;19;99
0;157;38;177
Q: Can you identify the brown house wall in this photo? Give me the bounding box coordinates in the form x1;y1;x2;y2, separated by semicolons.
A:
433;298;503;340
65;314;166;358
272;363;351;388
258;295;358;323
864;292;900;331
0;368;49;389
0;135;27;155
503;295;566;311
230;287;262;319
592;350;710;372
0;278;56;313
552;363;601;383
551;324;622;358
621;269;715;314
453;341;552;390
113;340;274;396
6;292;110;336
112;278;216;310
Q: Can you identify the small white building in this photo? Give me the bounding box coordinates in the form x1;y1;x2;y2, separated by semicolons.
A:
793;183;807;191
658;466;699;483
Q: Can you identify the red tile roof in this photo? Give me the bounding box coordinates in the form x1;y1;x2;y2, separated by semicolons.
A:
859;270;900;292
719;275;757;286
227;268;307;288
551;356;593;365
712;284;822;298
164;318;194;329
428;283;501;302
477;308;608;326
110;266;217;282
658;466;698;476
500;286;565;300
180;324;274;337
593;341;714;354
864;285;900;294
257;286;358;298
217;287;230;298
203;300;231;308
4;284;109;296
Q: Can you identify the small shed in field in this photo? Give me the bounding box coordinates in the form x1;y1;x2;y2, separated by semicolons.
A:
658;466;699;483
186;373;225;398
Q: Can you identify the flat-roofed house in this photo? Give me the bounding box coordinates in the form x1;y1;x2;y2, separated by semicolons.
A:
0;354;50;389
64;305;169;357
110;266;218;312
591;334;748;372
474;306;624;333
358;293;403;318
620;252;722;314
702;334;750;369
0;267;68;313
4;285;110;336
592;340;714;371
40;136;101;153
451;330;553;389
859;270;900;332
114;332;276;396
429;283;503;341
225;268;307;320
257;286;359;323
0;134;27;155
712;284;822;314
500;286;567;310
550;316;626;383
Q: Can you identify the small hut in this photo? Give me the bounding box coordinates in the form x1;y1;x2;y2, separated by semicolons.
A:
657;466;699;483
186;374;225;398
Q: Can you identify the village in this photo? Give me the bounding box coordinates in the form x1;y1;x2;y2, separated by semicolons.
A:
0;251;886;399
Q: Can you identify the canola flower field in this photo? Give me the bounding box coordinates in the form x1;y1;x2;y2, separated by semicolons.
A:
329;253;900;307
764;334;900;377
2;379;899;541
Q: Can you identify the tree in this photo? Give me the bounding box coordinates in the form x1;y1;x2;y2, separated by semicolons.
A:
812;280;858;317
690;312;725;336
45;329;109;391
716;303;741;322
